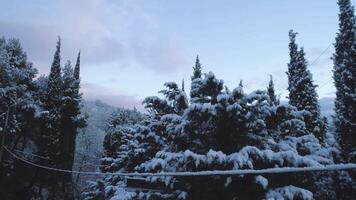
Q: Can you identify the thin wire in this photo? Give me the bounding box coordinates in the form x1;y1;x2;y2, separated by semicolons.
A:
308;43;334;90
14;149;51;160
4;146;356;177
309;43;333;67
318;79;334;89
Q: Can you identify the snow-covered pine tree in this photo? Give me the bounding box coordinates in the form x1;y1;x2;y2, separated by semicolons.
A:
267;75;279;106
0;37;38;159
0;37;39;199
159;82;188;114
0;38;37;145
287;30;326;141
333;0;356;161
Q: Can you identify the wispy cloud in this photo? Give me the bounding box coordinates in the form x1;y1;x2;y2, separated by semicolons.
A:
0;0;189;75
81;82;143;109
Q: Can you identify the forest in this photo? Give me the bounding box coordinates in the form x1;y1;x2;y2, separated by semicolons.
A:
0;0;355;199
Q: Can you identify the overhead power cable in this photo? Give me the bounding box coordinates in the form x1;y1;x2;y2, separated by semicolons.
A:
309;43;334;89
14;149;51;160
4;146;356;177
309;43;333;67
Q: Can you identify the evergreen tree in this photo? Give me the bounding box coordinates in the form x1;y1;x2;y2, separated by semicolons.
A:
74;51;80;80
87;68;334;200
287;30;325;141
0;38;38;159
59;54;86;198
181;78;185;92
331;2;356;197
42;37;63;164
192;55;202;80
333;0;356;161
35;37;65;199
0;37;39;200
267;75;279;106
190;55;204;102
60;61;80;195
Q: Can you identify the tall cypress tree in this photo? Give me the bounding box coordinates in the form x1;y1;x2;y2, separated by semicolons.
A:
333;0;356;160
36;37;64;199
60;61;79;198
267;75;278;106
192;55;202;80
182;78;185;92
43;37;63;164
74;51;80;80
287;30;325;141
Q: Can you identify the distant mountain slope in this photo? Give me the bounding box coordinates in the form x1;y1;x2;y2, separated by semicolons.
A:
73;100;144;191
319;97;334;118
77;100;117;152
73;100;120;190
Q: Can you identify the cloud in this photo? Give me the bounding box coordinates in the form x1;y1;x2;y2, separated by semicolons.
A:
0;21;56;72
132;36;189;74
81;82;143;109
0;0;189;75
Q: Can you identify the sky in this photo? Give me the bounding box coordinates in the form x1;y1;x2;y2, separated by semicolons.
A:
0;0;344;109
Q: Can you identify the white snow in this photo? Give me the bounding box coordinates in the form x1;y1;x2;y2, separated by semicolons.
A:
256;175;268;189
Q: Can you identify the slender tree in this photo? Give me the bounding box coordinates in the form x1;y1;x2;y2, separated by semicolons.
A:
38;37;63;198
267;75;279;106
182;78;185;92
333;0;356;160
287;30;325;141
59;61;81;198
192;55;202;80
74;51;80;80
42;37;63;165
190;55;204;103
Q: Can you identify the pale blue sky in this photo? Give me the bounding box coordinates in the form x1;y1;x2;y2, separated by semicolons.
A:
0;0;346;108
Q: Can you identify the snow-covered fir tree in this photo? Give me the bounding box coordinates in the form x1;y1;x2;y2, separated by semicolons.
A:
84;58;337;200
287;30;326;141
332;0;356;199
333;0;356;161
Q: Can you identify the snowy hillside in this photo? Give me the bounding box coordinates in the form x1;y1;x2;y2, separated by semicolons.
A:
319;97;334;119
73;100;116;191
77;100;117;152
73;100;145;192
